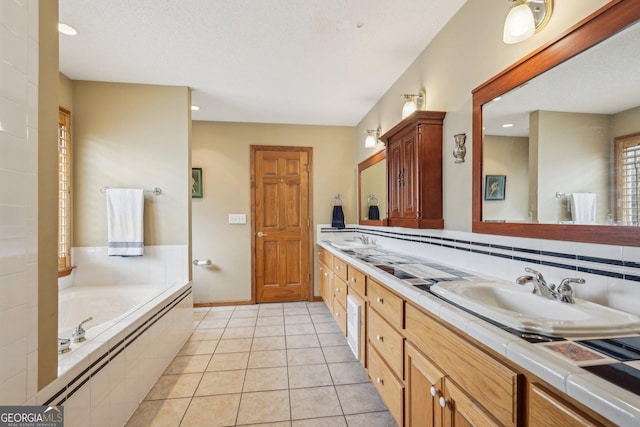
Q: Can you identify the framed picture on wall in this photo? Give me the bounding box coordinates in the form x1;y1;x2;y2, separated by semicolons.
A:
192;168;203;198
484;175;506;201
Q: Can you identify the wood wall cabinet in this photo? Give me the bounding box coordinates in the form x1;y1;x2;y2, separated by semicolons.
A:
382;111;446;229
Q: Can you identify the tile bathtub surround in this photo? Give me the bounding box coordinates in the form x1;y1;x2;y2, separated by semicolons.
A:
126;302;397;427
320;225;640;316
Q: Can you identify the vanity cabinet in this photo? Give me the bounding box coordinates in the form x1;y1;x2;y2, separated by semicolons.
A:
317;248;333;313
528;383;606;427
382;111;446;229
347;265;367;368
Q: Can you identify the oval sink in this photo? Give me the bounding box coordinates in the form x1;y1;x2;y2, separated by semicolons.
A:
431;281;640;338
330;240;370;250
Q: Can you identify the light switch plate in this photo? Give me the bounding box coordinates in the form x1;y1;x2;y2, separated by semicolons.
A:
228;213;246;224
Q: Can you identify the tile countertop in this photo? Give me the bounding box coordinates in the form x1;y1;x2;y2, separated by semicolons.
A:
317;241;640;427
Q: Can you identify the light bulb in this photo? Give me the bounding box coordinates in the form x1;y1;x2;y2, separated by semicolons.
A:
503;3;535;44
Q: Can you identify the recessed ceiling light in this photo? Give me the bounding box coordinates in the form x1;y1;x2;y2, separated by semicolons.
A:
502;123;514;128
493;96;502;102
191;105;200;111
58;23;78;36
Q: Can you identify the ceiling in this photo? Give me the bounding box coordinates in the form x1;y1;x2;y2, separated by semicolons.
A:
58;0;467;126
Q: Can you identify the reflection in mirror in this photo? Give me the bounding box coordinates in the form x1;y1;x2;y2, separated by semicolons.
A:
481;20;640;226
358;151;387;225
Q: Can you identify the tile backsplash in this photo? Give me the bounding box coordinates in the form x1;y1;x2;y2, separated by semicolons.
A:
319;225;640;316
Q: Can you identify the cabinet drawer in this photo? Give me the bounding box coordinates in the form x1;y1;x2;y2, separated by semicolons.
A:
334;275;348;310
332;296;347;336
528;383;605;427
405;303;520;427
368;345;404;426
347;265;367;297
333;257;348;282
368;278;404;330
318;246;333;266
368;307;404;379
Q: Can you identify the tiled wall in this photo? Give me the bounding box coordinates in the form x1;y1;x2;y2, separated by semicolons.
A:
0;0;39;404
319;225;640;317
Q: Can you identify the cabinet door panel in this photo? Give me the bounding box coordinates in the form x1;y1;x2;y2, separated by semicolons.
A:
368;307;404;379
368;345;404;426
405;341;444;427
529;383;604;427
443;378;500;427
402;134;418;217
388;141;403;218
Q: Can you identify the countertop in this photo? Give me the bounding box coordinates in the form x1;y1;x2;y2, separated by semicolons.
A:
318;240;640;426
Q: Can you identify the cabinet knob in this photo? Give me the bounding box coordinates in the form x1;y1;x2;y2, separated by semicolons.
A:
336;265;340;270
324;272;328;277
376;297;384;304
430;386;438;397
439;396;448;408
335;288;339;292
376;335;383;342
377;377;383;385
335;312;340;317
351;277;356;282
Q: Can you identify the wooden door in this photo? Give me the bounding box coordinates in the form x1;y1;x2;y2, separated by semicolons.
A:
405;341;444;427
402;133;418;218
387;140;403;219
442;378;500;427
252;146;312;303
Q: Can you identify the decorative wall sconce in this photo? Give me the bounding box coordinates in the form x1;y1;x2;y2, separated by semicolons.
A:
503;0;553;44
364;127;382;148
400;90;426;119
453;133;467;163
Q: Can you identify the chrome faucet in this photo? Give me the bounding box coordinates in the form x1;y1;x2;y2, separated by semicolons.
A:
58;337;71;354
71;317;93;343
516;267;585;303
355;234;370;245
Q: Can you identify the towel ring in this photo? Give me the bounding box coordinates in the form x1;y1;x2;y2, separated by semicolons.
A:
332;194;343;206
368;194;379;206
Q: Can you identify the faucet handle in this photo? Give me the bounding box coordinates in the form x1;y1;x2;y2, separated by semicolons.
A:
524;267;545;283
556;278;584;303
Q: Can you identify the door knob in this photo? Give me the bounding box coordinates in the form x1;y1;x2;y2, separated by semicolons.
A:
257;231;267;237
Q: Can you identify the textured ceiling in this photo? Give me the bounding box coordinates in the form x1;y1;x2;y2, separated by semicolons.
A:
59;0;467;126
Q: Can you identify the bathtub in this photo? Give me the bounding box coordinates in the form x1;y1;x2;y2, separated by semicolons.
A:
58;285;160;340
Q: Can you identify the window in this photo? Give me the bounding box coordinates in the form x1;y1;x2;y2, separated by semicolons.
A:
58;107;72;276
615;133;640;226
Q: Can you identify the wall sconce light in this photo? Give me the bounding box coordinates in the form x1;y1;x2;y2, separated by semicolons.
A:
503;0;553;44
401;90;426;119
364;127;381;148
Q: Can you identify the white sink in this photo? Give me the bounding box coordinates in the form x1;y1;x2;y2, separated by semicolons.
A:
330;240;371;250
431;281;640;338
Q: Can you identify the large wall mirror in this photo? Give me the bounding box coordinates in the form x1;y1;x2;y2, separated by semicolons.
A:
472;0;640;246
358;150;387;226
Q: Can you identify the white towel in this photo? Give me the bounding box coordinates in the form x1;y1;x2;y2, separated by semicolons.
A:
106;189;144;256
570;193;596;224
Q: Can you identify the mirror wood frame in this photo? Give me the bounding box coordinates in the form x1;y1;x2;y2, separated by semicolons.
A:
472;0;640;247
358;150;387;226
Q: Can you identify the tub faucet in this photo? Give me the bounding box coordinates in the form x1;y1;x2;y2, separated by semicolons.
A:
516;267;584;303
71;317;93;343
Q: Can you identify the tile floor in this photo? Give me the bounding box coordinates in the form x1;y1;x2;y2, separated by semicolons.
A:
125;301;397;427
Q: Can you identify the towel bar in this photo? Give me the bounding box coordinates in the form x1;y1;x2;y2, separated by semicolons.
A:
100;187;162;196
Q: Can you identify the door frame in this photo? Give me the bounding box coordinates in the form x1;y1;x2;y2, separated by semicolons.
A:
250;145;314;303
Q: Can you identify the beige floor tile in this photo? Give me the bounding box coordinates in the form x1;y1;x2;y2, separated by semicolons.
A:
288;364;333;388
181;394;241;427
227;316;258;327
221;326;255;339
243;366;289;392
285;323;317;336
290;386;343;420
318;333;348;347
197;318;229;329
236;390;291;425
207;352;250;371
164;355;212;375
240;422;291;427
321;345;357;364
145;373;202;400
284;314;312;324
259;303;284;309
204;310;233;320
286;347;326;366
252;336;286;351
178;339;218;356
195;370;246;396
234;305;260;311
193;311;206;321
194;306;211;313
328;362;369;385
313;322;341;334
310;314;334;323
125;397;190;427
215;338;253;353
335;383;388;415
231;310;259;318
286;334;320;349
257;316;285;326
189;328;224;341
248;349;287;368
254;325;285;337
344;411;398;427
258;308;284;317
282;307;309;316
210;305;236;312
291;416;347;427
307;306;330;315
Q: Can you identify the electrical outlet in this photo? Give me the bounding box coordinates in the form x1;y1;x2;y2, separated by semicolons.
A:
228;214;246;224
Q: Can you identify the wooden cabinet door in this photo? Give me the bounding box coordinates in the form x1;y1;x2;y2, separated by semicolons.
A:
319;262;333;312
387;139;403;219
528;383;604;427
405;341;445;427
442;378;500;427
401;133;418;218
